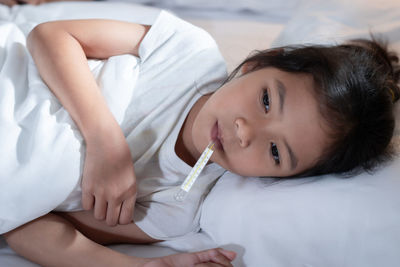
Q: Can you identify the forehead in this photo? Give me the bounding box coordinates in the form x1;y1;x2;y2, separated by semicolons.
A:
260;68;329;174
250;67;313;85
276;70;328;174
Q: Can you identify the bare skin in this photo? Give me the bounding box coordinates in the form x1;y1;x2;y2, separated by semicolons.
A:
184;67;330;177
4;212;236;267
60;210;236;266
0;0;89;6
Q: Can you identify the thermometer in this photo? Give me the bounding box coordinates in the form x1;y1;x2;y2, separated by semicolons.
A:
174;141;215;201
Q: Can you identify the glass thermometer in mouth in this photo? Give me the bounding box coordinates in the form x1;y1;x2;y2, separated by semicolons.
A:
174;141;215;202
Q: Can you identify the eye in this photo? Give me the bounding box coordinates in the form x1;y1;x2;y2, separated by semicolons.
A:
262;89;270;112
271;143;280;165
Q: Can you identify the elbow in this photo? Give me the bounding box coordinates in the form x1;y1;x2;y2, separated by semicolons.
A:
3;228;24;254
27;22;55;55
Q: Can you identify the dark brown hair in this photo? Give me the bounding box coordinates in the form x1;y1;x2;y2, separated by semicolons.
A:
226;38;399;176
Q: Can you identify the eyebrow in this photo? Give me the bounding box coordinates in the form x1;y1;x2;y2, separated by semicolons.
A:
284;139;298;171
275;78;286;115
275;78;298;171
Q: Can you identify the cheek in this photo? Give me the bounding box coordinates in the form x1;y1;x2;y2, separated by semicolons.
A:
214;148;271;177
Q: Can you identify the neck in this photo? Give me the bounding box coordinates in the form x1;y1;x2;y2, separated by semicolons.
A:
175;94;210;167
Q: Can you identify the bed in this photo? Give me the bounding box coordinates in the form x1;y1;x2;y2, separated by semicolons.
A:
0;0;399;266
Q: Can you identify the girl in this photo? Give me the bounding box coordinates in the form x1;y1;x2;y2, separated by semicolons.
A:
1;9;399;267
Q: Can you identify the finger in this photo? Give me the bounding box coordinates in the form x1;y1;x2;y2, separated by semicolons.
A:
1;0;18;6
81;192;94;211
217;249;236;261
195;263;222;267
93;197;107;221
118;194;136;224
19;0;40;4
195;249;233;266
209;250;233;267
105;202;121;226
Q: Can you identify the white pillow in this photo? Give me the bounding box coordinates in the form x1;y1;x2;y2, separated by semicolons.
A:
201;155;400;267
272;0;400;49
201;1;400;266
108;0;302;15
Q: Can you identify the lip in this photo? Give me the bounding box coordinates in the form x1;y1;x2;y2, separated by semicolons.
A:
211;121;224;150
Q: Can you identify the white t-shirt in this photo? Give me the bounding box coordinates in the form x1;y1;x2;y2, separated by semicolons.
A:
58;11;228;240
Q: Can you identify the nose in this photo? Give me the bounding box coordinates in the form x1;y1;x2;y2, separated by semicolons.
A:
235;117;254;148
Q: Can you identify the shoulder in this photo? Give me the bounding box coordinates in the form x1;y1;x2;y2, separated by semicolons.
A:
150;11;218;51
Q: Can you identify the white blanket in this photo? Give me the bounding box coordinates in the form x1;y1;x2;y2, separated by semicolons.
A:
0;19;140;234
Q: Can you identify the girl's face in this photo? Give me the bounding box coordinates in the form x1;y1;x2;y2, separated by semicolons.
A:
191;67;330;177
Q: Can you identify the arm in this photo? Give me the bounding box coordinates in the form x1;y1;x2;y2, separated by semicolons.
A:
3;212;236;267
0;0;90;7
27;19;149;139
3;213;149;267
27;20;150;225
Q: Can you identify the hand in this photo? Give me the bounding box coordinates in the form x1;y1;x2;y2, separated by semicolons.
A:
0;0;19;6
19;0;47;4
81;132;137;226
0;0;88;6
144;248;236;267
0;0;47;6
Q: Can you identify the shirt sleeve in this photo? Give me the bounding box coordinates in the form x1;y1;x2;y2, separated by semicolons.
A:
137;10;227;95
139;11;217;63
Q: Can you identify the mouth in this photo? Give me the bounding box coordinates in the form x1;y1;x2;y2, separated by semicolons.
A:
211;121;224;151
